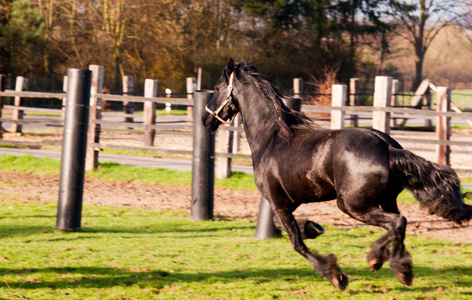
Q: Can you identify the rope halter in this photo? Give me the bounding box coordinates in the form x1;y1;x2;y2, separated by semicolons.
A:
205;71;238;125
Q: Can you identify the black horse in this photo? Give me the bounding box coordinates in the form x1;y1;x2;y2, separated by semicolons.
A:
202;59;472;291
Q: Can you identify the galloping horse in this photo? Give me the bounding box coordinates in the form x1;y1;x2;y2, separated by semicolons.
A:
202;59;471;290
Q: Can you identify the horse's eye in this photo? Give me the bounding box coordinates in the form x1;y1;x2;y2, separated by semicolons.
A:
215;86;220;91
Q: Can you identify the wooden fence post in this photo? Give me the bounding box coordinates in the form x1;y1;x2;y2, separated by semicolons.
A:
232;114;242;153
436;86;451;165
372;76;392;134
187;77;196;118
349;78;359;127
144;79;158;146
0;74;5;138
197;67;202;91
293;78;303;98
424;91;433;127
216;127;233;179
122;76;134;123
11;76;28;134
85;65;104;171
331;84;347;129
215;74;236;179
390;79;399;127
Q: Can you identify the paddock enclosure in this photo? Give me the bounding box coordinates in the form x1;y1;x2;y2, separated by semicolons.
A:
0;66;471;230
0;68;471;168
0;66;472;297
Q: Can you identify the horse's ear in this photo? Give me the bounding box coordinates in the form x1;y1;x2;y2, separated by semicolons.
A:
227;58;235;71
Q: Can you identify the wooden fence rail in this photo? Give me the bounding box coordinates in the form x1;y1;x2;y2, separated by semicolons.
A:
302;105;472;119
0;74;471;174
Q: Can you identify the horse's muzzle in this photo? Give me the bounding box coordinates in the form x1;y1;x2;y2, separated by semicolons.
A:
202;114;220;131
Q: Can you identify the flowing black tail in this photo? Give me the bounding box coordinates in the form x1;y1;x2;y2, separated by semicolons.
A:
389;146;472;224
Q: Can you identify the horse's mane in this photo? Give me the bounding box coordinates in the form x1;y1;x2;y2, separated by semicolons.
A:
239;62;313;141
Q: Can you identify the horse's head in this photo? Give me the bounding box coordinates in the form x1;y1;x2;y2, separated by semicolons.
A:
202;58;245;131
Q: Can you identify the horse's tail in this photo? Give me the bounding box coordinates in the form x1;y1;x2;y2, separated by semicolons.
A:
389;146;472;224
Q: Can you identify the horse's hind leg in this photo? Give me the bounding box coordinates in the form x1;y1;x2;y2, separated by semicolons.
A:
367;232;392;272
273;216;326;240
273;207;349;290
338;198;412;286
388;215;412;285
368;198;401;272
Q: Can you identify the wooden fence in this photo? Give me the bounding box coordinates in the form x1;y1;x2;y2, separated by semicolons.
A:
0;69;471;175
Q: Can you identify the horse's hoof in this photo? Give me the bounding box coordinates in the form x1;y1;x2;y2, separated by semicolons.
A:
368;258;384;272
305;221;325;239
395;270;413;286
330;271;349;291
390;254;413;286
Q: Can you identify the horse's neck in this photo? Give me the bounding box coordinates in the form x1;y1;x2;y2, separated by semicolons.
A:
239;94;279;162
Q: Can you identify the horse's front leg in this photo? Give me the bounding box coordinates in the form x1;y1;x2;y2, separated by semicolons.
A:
273;208;349;291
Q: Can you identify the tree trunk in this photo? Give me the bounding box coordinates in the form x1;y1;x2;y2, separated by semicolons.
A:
413;50;424;91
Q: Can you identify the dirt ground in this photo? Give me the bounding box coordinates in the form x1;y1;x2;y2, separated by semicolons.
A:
1;170;470;244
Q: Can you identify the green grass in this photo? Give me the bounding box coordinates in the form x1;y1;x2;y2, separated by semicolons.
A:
25;112;62;117
120;108;187;116
0;202;471;299
0;154;62;175
392;89;472;108
155;108;188;116
100;148;183;158
452;89;472;106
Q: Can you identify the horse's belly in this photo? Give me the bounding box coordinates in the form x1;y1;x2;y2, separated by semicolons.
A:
285;178;337;204
301;188;336;203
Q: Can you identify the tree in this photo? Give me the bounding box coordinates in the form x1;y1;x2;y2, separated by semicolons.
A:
238;0;393;84
96;0;126;90
1;0;46;76
388;0;471;90
0;0;14;73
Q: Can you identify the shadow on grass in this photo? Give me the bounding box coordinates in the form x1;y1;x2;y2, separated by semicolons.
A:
0;223;255;238
1;265;471;292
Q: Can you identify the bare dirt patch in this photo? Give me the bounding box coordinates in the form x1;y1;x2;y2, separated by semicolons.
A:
1;170;470;244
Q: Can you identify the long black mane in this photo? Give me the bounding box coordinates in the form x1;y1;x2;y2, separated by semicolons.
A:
239;62;313;140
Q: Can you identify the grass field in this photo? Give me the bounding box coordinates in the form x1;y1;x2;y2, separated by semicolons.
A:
0;203;471;299
0;155;471;299
451;89;472;106
393;89;472;108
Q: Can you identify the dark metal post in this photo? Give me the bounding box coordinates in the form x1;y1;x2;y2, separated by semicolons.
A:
284;97;302;112
255;196;281;240
191;91;215;220
255;97;302;239
56;69;92;231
